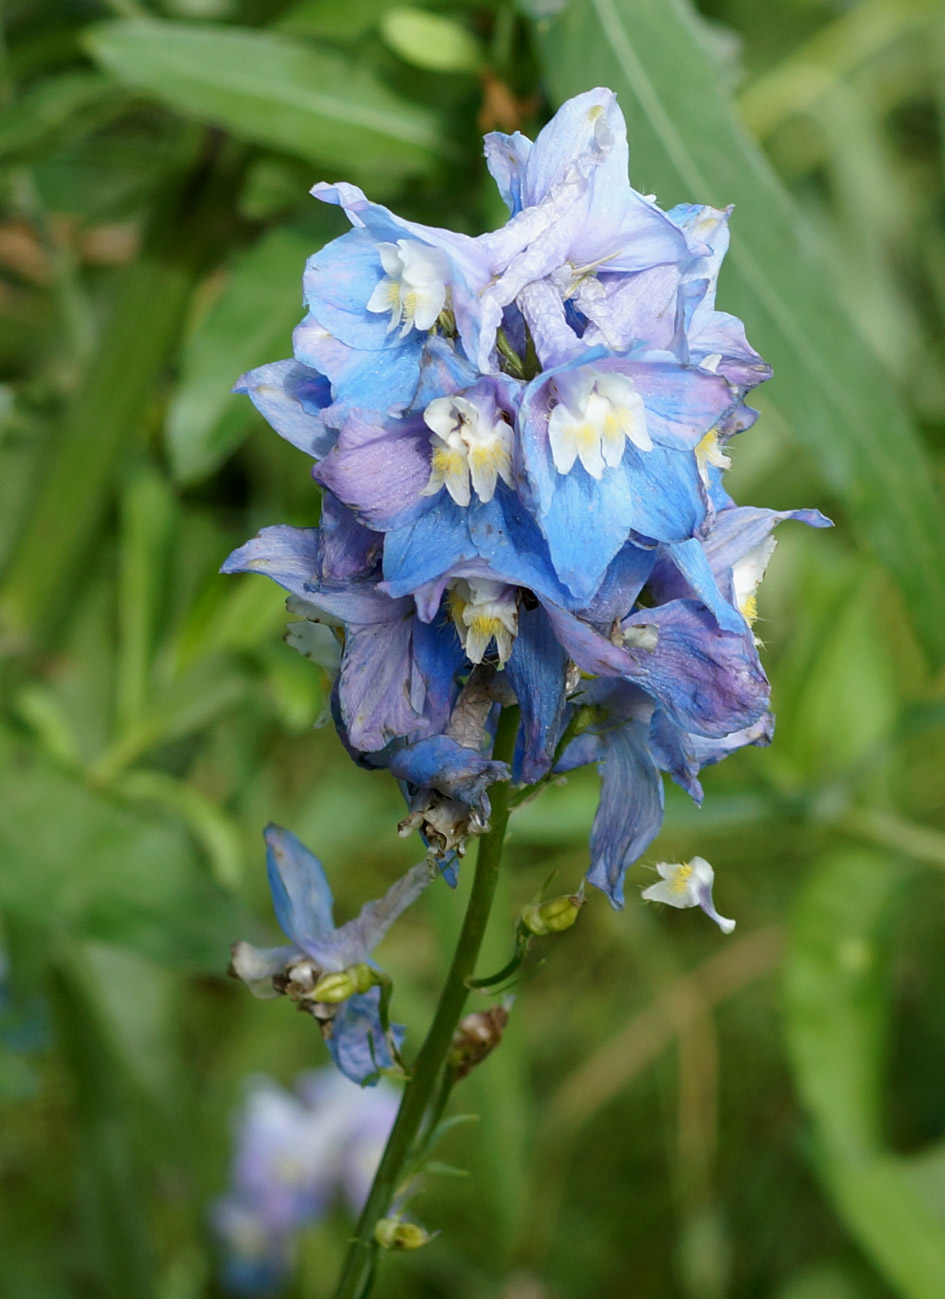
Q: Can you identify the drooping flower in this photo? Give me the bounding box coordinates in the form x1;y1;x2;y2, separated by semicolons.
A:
230;825;430;1084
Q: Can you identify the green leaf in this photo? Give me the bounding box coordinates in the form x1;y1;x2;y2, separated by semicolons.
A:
784;849;945;1297
0;158;235;646
0;71;127;164
380;8;483;73
166;226;314;483
84;19;458;179
532;0;945;666
0;728;241;967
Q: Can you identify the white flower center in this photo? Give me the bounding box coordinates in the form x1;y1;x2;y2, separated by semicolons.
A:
366;239;449;336
421;395;514;507
547;371;651;479
732;536;776;629
448;578;518;666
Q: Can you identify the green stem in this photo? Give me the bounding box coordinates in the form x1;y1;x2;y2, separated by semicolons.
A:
331;706;520;1299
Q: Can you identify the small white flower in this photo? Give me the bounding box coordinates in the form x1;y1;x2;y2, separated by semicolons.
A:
421;394;514;506
366;239;450;336
548;370;651;479
641;856;736;934
447;577;518;665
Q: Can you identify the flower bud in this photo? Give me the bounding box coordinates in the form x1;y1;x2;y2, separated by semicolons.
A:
374;1218;431;1251
520;892;584;937
310;963;377;1004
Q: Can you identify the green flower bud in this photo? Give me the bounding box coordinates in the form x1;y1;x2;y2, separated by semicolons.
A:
374;1218;431;1251
520;892;584;937
310;962;378;1003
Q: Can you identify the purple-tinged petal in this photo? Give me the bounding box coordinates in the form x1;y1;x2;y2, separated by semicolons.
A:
264;825;335;954
222;525;320;598
688;712;774;768
578;264;681;354
338;618;429;751
317;494;383;582
223;524;406;626
587;721;665;909
314;411;430;531
517;279;583;369
702;505;833;584
388;735;509;808
621;602;770;737
312;863;430;971
647;711;703;803
506;604;570;784
542;600;769;739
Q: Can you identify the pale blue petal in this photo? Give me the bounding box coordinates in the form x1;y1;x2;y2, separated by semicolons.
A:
263;824;335;952
327;989;403;1085
234;360;337;459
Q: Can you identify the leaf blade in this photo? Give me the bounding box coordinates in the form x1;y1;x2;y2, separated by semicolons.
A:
84;19;457;178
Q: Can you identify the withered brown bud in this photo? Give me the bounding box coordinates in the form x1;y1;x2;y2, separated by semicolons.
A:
448;1004;509;1080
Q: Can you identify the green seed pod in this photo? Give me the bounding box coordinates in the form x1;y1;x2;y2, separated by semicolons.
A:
374;1218;431;1251
310;962;377;1003
520;893;584;936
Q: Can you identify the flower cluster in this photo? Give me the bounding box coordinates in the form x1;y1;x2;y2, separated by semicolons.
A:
224;88;828;913
212;1069;397;1294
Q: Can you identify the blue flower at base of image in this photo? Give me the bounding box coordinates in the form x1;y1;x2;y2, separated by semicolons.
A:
224;85;832;1010
230;826;430;1084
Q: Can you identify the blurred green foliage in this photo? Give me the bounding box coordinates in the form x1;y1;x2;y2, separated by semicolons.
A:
1;1;945;1296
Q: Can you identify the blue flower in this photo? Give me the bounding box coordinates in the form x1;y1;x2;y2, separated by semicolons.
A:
212;1069;397;1294
230;826;430;1084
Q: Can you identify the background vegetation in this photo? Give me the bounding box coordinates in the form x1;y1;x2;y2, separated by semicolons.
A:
2;0;945;1295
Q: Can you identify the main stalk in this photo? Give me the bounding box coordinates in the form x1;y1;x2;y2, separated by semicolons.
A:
331;706;520;1299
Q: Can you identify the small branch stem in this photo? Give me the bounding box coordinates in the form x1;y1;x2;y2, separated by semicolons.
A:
330;707;520;1299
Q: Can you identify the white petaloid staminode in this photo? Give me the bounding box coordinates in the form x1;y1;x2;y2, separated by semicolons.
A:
365;239;450;336
732;536;777;631
547;371;652;478
448;578;518;666
421;395;514;507
641;856;735;934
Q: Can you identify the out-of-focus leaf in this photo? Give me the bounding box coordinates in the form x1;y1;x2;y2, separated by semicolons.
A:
0;72;127;164
166;226;314;484
0;158;235;646
380;8;483;73
277;0;399;40
532;0;945;667
774;570;897;778
84;20;458;178
91;659;247;781
0;729;241;967
49;957;157;1299
114;768;244;890
785;849;945;1297
116;467;177;733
